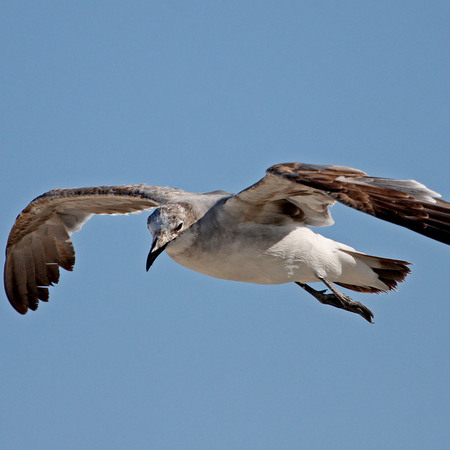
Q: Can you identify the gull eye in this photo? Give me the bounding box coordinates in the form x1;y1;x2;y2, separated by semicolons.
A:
175;222;183;232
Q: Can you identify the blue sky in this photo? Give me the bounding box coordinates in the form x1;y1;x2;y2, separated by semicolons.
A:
1;1;449;449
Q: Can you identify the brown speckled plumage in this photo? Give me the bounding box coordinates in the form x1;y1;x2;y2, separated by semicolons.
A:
4;163;449;320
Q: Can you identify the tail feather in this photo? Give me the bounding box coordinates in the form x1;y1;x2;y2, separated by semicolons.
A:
337;249;411;293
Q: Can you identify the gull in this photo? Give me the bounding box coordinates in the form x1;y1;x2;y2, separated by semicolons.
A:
4;163;450;322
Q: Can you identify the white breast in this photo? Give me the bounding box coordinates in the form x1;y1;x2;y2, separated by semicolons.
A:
166;223;347;285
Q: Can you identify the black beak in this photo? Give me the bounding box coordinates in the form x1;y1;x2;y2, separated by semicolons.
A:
146;239;168;271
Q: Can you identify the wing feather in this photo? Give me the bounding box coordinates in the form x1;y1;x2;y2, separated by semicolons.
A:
230;162;449;243
266;163;450;244
4;184;191;314
231;174;336;226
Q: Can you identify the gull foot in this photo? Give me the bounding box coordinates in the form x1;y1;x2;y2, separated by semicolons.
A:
295;282;374;323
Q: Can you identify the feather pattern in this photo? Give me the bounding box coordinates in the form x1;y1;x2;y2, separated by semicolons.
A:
260;163;450;244
3;163;449;316
4;184;194;313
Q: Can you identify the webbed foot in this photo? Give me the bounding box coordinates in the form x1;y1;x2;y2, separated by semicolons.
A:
295;281;374;323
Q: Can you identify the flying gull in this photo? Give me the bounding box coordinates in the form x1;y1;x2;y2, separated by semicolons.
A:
4;163;450;322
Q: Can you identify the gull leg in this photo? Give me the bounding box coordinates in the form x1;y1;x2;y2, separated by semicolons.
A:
295;279;374;323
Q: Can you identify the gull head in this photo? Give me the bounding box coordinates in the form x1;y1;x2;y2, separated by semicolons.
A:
146;202;196;270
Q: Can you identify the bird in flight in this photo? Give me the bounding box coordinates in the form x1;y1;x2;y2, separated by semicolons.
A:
4;163;449;322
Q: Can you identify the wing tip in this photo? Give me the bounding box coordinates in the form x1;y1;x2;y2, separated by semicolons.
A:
9;298;29;315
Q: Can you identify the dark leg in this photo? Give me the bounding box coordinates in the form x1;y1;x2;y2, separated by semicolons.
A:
295;280;374;323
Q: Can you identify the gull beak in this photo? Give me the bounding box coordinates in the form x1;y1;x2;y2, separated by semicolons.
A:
146;237;168;271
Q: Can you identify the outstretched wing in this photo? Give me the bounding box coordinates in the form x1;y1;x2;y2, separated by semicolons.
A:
230;162;450;244
4;184;193;314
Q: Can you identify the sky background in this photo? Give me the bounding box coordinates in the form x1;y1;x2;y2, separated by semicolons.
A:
1;1;449;449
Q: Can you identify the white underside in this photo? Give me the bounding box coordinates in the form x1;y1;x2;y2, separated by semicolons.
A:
165;224;388;290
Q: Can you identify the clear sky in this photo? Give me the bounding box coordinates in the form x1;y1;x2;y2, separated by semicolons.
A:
1;1;449;449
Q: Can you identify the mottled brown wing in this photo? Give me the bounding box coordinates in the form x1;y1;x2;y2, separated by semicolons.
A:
231;164;368;226
266;163;450;245
4;184;192;314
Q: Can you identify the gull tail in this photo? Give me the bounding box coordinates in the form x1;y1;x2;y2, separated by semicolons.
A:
336;250;411;293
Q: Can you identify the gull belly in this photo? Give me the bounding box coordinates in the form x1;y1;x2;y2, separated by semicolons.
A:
166;223;353;285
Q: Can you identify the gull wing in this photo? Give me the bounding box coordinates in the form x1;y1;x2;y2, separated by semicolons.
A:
4;184;192;314
231;162;450;243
